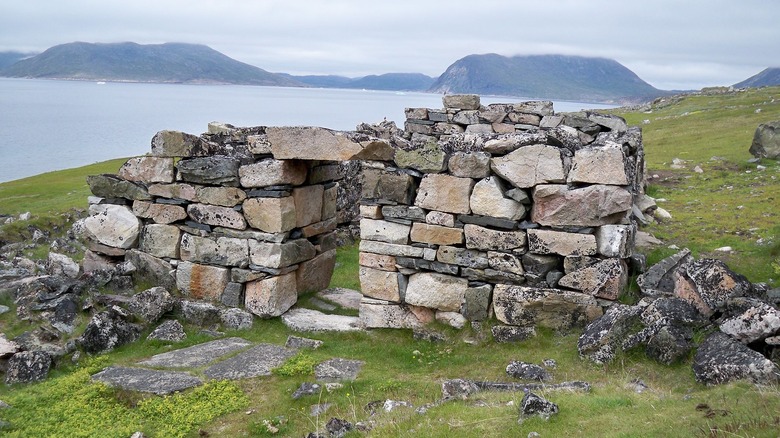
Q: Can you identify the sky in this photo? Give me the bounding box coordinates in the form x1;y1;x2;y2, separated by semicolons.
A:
1;0;778;91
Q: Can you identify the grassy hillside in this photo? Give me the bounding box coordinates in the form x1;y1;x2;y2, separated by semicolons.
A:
2;90;780;436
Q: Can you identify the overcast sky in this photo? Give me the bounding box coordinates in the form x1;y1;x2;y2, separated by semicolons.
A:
2;0;778;90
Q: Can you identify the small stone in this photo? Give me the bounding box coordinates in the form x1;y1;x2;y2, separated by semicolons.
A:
147;320;187;342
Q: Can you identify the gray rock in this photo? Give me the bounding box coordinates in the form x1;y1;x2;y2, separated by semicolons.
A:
5;351;52;384
519;392;559;422
719;300;780;344
325;417;353;438
176;155;239;186
405;272;468;312
75;204;141;249
359;298;425;329
443;94;480;110
531;184;633;227
204;343;297;379
46;252;80;278
179;300;221;326
139;337;252;368
176;262;230;302
676;258;753;316
315;358;364;381
316;288;363;310
749;120;780;159
361;168;416;205
180;234;249;267
91;366;202;394
139;224;181;258
267;126;394;161
527;229;597;257
506;361;552;382
128;287;175;323
0;333;20;357
394;139;447;173
491;145;565;188
125;249;177;291
577;304;644;364
493;284;603;331
79;308;141;354
641;297;706;327
86;174;151;201
245;273;298;318
646;325;692;365
286;335;324;349
292;382;322;399
448;151;491;178
414;174;474;214
693;331;780;385
636;249;693;297
558;258;628;301
186;203;246;230
281;308;361;332
491;325;536;343
463;284;493;321
150;130;208;157
147;320;186;342
220;307;254;330
132;201;187;225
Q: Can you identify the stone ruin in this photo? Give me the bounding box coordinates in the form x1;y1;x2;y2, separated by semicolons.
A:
76;94;644;339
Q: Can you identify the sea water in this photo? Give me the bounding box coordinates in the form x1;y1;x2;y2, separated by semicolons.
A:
0;78;614;183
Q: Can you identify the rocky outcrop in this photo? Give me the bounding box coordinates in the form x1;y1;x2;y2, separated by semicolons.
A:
749;120;780;159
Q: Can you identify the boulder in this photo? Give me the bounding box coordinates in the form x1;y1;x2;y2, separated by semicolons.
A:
645;325;693;365
297;250;337;294
359;298;425;329
749;120;780;159
636;249;693;297
490;145;565;188
577;305;643;364
469;177;526;220
5;351;52;384
405;272;467;312
220;308;254;330
531;184;633;227
147;320;186;342
176;156;240;186
493;284;603;330
78;308;141;354
558;258;628;300
150;130;208;157
243;196;296;233
139;224;181;259
491;325;536;343
518;392;559;423
46;252;80;279
118;156;175;183
175;261;230;301
414;174;474;214
359;267;405;302
267;126;395;161
179;300;221;326
568;143;629;185
76;204;141;249
719;300;780;344
443;94;480;110
245;273;298;318
675;258;753;316
128;287;176;323
506;361;552;382
238;159;308;187
693;331;780;385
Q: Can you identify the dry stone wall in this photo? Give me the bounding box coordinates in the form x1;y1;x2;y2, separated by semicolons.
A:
78;94;644;336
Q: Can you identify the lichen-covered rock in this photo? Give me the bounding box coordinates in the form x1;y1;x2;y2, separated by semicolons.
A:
518;392;559;423
361;168;416;205
577;304;643;364
78;308;141;354
749;120;780;159
567;142;629;185
636;249;693;297
5;351;52;384
128;287;176;323
147;320;186;342
186;203;246;230
675;258;753;316
243;196;296;233
179;300;221;326
86;174;151;200
491;325;536;343
719;300;780;344
558;258;628;300
531;184;632;227
692;331;780;385
75;204;141;249
527;229;597;256
176;156;240;186
220;308;254;330
118;156;175;183
394;139;447;173
493;285;602;331
491;145;565;188
646;325;693;365
245;273;298;318
506;361;552;381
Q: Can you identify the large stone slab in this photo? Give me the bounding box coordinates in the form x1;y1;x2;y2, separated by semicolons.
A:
132;200;187;224
180;234;249;267
359;298;426;329
297;250;337;294
293;185;324;228
204;343;297;379
267;126;395;161
469;177;526;220
151;130;208;157
410;223;464;246
118;156;175;183
187;203;247;230
443;94;480;110
177;156;240;186
249;239;316;269
693;332;780;385
527;229;597;256
92;367;202;395
359;267;405;302
414;174;474;214
567;143;629;185
245;273;298;318
558;258;628;300
148;183;198;202
4;351;51;384
281;308;362;332
361;168;416;204
243;196;296;233
675;258;753;316
531;184;632;227
176;261;230;301
360;219;410;245
138;337;252;368
195;186;247;207
239;159;307;187
491;145;565;188
76;204;141;249
315;358;365;381
405;272;467;312
492;284;603;330
464;224;525;251
359;240;426;258
87;174;151;200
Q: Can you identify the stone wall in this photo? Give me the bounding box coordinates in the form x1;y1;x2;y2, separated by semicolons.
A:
78;94;644;335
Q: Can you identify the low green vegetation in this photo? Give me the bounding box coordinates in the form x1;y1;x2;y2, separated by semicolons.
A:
2;88;780;436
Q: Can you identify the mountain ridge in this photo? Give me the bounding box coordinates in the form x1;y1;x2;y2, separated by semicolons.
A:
734;67;780;88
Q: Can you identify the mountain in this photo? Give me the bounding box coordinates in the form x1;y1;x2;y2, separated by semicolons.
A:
283;72;435;91
734;68;780;88
429;53;666;103
0;42;303;86
0;51;36;70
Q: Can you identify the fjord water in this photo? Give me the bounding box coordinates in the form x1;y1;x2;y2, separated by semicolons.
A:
0;78;613;183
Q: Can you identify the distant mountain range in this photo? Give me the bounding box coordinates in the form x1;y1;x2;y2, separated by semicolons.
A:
733;68;780;88
2;41;777;103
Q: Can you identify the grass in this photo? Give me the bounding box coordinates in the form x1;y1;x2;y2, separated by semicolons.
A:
2;88;780;436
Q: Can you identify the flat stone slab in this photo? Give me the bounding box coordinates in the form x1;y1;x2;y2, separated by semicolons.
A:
281;308;362;332
138;337;252;368
92;366;202;395
315;358;364;381
204;343;297;380
317;288;363;310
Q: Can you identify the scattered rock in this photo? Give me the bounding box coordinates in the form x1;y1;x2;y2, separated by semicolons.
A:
749;120;780;159
219;307;254;330
577;304;643;364
693;332;780;385
204;343;297;379
147;320;187;342
506;361;552;382
518;392;559;423
78;308;141;354
286;335;324;349
293;382;322;399
128;286;176;323
91;366;202;395
315;358;364;382
5;350;52;384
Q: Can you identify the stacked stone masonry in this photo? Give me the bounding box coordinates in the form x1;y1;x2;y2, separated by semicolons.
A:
81;94;644;334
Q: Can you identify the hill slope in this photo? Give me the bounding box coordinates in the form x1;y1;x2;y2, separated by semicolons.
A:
284;72;435;91
734;67;780;88
0;42;303;86
0;51;36;70
429;53;666;103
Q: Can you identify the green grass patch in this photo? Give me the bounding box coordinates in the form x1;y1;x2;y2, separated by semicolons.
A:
272;353;317;377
